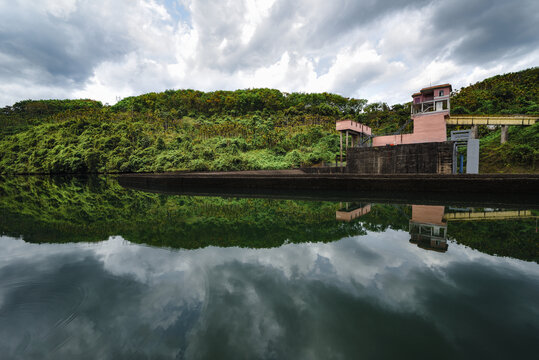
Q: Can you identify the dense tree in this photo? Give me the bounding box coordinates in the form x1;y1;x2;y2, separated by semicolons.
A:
0;68;537;174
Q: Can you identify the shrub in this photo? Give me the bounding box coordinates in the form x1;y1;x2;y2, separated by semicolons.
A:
509;144;537;165
189;159;210;171
284;150;303;167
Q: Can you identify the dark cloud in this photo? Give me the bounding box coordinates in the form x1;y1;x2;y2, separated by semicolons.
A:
431;0;539;65
0;2;134;89
197;0;539;80
193;0;432;73
0;0;538;106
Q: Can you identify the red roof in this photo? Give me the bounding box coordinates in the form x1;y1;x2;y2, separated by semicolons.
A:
420;83;452;93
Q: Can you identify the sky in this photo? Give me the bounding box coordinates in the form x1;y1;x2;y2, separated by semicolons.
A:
0;0;538;107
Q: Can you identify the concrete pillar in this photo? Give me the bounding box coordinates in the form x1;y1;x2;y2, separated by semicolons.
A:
452;144;458;174
466;139;480;174
471;125;478;139
501;125;509;144
340;132;343;166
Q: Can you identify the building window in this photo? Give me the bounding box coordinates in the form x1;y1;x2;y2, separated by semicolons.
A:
439;90;444;96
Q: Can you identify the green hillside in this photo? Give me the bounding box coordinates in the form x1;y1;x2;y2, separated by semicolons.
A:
452;67;539;115
0;68;537;174
451;67;539;173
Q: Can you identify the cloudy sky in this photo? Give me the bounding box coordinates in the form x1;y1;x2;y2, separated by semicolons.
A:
1;0;538;107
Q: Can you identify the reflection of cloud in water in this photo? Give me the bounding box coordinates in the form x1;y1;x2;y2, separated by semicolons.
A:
0;233;538;359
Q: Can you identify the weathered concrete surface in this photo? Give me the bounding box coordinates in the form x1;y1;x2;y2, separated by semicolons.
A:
118;170;539;195
301;167;345;174
466;139;480;174
346;142;453;174
501;125;509;143
336;120;372;136
117;171;539;207
373;112;447;146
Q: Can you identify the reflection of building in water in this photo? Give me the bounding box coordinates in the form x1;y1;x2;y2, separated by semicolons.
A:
336;203;371;222
409;205;448;252
444;210;535;221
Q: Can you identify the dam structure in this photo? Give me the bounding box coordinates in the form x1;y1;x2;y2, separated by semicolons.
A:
336;84;538;175
118;83;539;196
373;84;451;147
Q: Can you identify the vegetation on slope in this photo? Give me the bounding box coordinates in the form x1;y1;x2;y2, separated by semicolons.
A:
451;67;539;172
0;88;413;174
0;90;376;173
478;122;538;172
0;68;537;174
451;67;539;115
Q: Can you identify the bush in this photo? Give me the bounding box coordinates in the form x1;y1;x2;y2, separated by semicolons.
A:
284;150;303;167
156;137;166;150
189;159;210;171
509;144;537;165
211;154;247;171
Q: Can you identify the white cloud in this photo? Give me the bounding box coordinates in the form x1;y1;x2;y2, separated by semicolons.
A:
1;0;538;107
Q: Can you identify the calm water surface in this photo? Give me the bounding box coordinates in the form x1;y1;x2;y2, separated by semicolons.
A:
0;176;538;359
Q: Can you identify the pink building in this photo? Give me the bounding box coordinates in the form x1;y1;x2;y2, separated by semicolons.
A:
372;84;452;147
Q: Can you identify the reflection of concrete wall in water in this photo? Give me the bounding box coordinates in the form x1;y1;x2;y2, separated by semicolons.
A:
412;205;446;225
346;142;453;174
444;210;535;221
409;205;448;252
335;204;372;222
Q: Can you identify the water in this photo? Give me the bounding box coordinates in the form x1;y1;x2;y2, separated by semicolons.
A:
0;176;538;359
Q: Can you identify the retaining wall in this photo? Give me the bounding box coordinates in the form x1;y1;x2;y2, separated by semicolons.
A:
372;112;447;146
346;142;453;174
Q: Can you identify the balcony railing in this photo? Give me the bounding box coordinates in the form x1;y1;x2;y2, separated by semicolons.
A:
411;99;450;115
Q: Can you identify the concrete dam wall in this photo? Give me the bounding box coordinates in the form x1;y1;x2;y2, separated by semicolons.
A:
346;142;453;174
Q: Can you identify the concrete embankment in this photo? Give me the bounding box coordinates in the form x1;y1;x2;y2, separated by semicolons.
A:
117;170;539;207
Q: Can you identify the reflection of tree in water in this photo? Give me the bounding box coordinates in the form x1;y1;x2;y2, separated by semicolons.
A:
445;207;538;262
336;203;411;234
337;202;537;261
0;176;366;249
1;176;536;260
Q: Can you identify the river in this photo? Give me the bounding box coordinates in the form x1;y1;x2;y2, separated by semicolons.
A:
0;176;537;359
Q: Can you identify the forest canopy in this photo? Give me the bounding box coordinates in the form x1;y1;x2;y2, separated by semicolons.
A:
0;67;537;174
